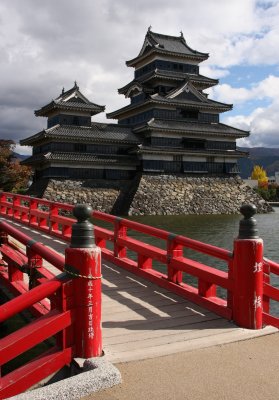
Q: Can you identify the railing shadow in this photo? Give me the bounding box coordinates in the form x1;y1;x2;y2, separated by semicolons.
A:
101;262;233;332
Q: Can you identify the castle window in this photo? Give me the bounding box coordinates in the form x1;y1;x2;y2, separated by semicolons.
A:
73;116;80;125
74;143;86;152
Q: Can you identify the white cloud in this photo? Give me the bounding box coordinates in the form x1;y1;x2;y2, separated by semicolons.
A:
0;0;279;148
211;75;279;104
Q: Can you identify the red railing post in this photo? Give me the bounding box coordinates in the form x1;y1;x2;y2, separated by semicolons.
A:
114;217;127;258
65;204;102;358
0;192;7;215
49;203;59;234
13;195;20;220
232;204;264;329
29;198;38;227
26;247;43;289
167;234;183;284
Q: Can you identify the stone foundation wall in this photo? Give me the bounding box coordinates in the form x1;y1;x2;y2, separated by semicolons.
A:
42;179;121;214
38;175;272;215
129;175;272;215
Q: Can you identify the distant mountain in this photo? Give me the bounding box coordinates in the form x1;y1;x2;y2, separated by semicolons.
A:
237;147;279;178
13;152;28;161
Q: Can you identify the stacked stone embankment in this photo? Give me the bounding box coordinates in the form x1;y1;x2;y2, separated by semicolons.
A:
129;175;272;215
38;175;272;215
43;179;120;214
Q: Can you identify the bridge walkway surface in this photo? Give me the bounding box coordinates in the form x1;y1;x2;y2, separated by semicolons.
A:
1;216;277;365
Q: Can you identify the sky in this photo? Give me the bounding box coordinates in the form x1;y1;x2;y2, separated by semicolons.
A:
1;0;279;155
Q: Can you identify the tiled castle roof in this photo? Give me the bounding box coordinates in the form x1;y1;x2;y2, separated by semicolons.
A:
133;119;249;138
34;83;105;117
21;152;138;165
126;30;208;67
20;123;140;146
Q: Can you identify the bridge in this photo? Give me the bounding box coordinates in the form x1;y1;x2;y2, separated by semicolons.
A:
0;192;278;398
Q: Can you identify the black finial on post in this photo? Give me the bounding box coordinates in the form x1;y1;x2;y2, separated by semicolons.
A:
238;204;259;239
70;204;94;248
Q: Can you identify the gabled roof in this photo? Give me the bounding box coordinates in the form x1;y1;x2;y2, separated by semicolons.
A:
34;82;105;117
20;123;140;146
108;86;232;119
126;29;208;67
165;81;206;102
118;71;218;95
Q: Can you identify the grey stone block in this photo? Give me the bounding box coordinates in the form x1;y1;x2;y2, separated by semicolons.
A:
10;357;122;400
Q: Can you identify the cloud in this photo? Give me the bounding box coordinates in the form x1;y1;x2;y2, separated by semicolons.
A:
211;75;279;104
0;0;279;149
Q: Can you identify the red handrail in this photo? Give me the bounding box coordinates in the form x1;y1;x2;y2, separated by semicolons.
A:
1;191;279;329
0;209;102;397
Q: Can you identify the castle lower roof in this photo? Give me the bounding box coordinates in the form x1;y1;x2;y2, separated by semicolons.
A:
133;119;249;138
118;71;218;95
107;95;232;119
20;123;140;146
21;152;138;166
131;145;248;158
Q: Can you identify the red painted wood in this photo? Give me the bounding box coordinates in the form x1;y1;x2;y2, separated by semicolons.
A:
263;282;279;301
167;237;183;284
0;309;72;365
0;347;72;398
0;275;66;322
65;246;102;358
114;220;127;258
4;191;279;331
118;236;167;263
233;238;264;329
171;257;231;289
0;220;65;271
264;257;279;275
263;312;279;328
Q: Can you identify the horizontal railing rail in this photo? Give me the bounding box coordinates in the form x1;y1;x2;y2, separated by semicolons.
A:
1;191;279;330
0;205;102;397
263;257;279;328
93;212;233;319
0;192;75;241
0;225;73;398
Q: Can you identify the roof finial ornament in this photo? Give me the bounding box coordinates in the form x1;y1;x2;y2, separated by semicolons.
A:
74;80;78;89
148;25;152;32
180;30;184;38
62;87;65;94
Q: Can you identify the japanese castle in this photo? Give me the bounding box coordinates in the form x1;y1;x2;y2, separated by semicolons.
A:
21;29;248;181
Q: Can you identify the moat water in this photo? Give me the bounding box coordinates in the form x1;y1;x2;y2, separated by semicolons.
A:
129;206;279;263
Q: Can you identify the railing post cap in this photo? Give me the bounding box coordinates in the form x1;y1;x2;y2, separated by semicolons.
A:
73;204;92;222
238;203;259;239
70;204;94;248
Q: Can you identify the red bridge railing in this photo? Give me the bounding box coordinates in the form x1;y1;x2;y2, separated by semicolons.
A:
0;191;279;331
0;204;102;398
93;211;233;319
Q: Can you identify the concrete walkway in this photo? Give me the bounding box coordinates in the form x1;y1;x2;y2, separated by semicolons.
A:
82;332;279;400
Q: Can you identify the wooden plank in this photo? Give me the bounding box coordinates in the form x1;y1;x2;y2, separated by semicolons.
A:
107;326;278;363
104;318;234;345
102;314;221;338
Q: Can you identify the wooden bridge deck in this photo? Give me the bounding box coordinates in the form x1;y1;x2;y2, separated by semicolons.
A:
1;217;277;363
